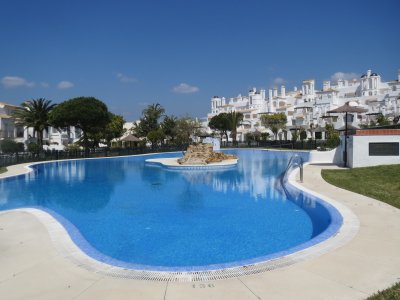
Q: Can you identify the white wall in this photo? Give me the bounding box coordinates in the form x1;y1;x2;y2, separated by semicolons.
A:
348;135;400;168
309;147;342;164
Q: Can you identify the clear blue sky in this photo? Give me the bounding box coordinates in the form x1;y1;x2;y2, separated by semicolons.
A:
1;0;399;120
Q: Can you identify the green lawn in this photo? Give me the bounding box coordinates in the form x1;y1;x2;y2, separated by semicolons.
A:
322;164;400;299
0;167;7;174
321;164;400;209
367;282;400;300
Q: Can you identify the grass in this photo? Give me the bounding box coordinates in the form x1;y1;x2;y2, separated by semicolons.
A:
0;167;7;174
367;282;400;300
321;164;400;209
322;164;400;299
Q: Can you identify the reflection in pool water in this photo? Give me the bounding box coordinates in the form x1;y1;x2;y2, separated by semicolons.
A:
0;150;340;270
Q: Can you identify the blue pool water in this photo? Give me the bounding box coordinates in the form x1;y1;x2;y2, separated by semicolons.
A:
0;150;341;270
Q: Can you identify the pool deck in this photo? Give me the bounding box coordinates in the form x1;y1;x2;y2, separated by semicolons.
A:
1;162;400;299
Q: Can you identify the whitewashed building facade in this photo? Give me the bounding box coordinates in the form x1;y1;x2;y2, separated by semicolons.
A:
206;69;400;141
0;102;81;150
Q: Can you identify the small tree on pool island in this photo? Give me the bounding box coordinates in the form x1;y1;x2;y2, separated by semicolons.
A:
49;97;110;151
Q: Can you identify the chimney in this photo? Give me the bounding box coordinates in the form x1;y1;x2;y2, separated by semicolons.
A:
323;81;331;91
260;89;266;99
280;85;286;97
273;87;278;98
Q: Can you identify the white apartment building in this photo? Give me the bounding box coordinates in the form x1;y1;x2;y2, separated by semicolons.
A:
206;69;400;141
0;102;81;150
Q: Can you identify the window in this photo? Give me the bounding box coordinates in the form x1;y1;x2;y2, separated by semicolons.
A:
16;127;24;138
369;143;399;156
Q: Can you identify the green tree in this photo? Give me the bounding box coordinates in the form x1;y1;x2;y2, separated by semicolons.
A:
161;115;178;143
260;113;287;140
376;114;390;126
49;97;109;150
260;132;270;141
135;103;165;138
103;113;125;146
324;124;340;149
174;117;201;145
147;128;165;148
208;113;230;142
12;98;56;146
291;130;299;141
226;111;243;145
299;128;307;141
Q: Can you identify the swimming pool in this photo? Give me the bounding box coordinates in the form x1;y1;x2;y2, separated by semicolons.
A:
0;149;342;272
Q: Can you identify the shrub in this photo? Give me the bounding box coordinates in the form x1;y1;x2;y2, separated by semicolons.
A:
27;143;42;152
0;139;23;153
299;129;307;141
322;124;340;149
66;144;82;151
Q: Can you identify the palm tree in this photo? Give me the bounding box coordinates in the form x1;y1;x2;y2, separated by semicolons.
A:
13;98;57;146
143;103;165;128
135;103;166;138
227;111;243;145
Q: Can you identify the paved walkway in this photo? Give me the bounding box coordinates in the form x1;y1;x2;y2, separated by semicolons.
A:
0;163;400;299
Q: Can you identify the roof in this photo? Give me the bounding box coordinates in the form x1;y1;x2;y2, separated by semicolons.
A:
336;124;360;131
314;126;326;132
0;102;19;109
120;134;140;142
327;102;368;113
0;114;13;119
317;88;338;93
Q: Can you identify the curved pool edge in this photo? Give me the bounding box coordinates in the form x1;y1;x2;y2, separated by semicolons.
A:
0;154;360;282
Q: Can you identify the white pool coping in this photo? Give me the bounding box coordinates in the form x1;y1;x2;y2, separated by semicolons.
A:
145;157;238;169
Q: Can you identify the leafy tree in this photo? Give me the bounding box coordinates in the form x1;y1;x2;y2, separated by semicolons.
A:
291;130;299;141
103;113;125;146
324;124;340;148
12;98;56;146
245;131;261;142
226;111;243;145
299;128;307;141
174;117;201;145
49;97;109;150
376;114;390;126
161;115;178;142
260;113;287;140
260;132;270;141
147;128;165;148
134;103;165;138
208;113;230;142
